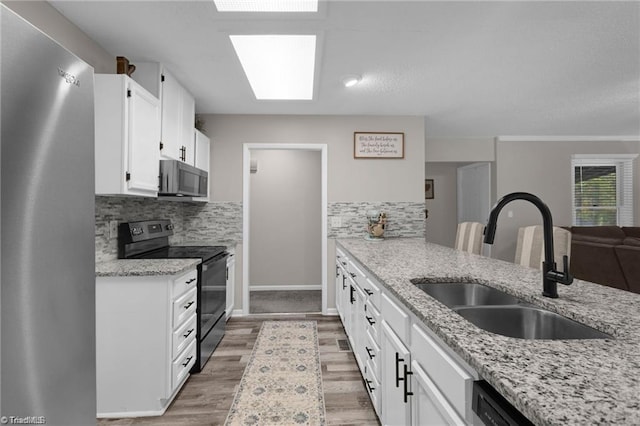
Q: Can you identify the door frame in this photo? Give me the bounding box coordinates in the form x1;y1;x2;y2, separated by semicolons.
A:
242;143;328;316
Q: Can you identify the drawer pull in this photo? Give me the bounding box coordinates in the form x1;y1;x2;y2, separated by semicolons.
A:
181;356;193;367
185;278;196;284
341;261;347;266
342;275;347;289
403;364;414;403
183;328;194;338
183;301;195;310
336;266;340;277
349;272;356;278
350;286;355;304
366;379;375;393
395;352;404;388
364;288;374;296
366;316;376;326
366;346;375;359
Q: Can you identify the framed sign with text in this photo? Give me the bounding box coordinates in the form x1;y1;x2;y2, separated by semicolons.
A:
354;132;404;159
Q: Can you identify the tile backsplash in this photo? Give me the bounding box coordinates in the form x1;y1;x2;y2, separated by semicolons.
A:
96;197;424;262
95;197;241;262
328;202;426;239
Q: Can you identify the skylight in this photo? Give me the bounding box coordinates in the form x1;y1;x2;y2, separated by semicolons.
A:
214;0;318;12
230;35;316;100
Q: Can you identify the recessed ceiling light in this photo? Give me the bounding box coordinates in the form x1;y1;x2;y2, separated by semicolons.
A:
342;75;361;88
214;0;318;12
230;35;316;100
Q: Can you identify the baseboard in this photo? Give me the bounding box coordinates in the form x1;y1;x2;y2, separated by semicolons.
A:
325;308;339;316
228;308;244;318
250;285;322;291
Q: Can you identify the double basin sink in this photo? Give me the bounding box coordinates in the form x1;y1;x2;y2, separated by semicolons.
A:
410;281;612;340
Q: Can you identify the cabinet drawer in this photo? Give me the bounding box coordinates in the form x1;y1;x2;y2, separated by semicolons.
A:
364;359;381;418
364;299;380;342
348;260;368;289
411;359;466;426
172;339;196;390
365;328;381;381
381;293;410;342
172;313;197;360
411;323;473;420
172;269;197;297
363;277;381;310
173;287;197;327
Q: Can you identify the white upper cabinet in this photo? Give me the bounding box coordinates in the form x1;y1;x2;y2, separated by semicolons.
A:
133;62;195;163
194;129;210;171
94;74;160;197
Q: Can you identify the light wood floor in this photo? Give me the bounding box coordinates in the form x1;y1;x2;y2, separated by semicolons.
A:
98;314;380;426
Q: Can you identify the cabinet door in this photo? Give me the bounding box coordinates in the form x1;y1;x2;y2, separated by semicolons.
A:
226;254;235;321
127;81;160;193
160;69;182;161
194;129;210;171
350;282;366;370
181;91;195;163
381;320;412;426
335;261;343;318
411;360;466;426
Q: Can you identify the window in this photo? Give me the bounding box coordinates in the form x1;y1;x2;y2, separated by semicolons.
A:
571;155;637;226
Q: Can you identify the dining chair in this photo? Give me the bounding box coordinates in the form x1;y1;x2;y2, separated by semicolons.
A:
455;222;485;255
515;225;572;270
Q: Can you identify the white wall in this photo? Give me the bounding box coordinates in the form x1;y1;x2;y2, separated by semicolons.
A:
492;138;640;261
425;138;495;162
203;114;425;312
424;162;459;247
249;149;322;288
2;1;114;73
203;114;425;202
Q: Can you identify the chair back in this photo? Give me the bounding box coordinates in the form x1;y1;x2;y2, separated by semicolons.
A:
515;225;571;270
455;222;485;255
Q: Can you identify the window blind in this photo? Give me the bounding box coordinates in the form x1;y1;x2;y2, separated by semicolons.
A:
571;156;635;226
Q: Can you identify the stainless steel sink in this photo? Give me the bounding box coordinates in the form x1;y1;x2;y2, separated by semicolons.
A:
411;280;613;340
454;305;613;340
411;282;521;307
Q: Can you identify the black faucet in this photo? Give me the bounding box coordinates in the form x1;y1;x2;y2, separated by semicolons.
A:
483;192;573;298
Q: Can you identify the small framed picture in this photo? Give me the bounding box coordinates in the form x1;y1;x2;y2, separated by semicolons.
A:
425;179;434;199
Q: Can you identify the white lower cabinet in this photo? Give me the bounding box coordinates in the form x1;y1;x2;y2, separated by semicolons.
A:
226;249;236;320
335;250;480;426
381;320;412;426
96;268;198;417
411;360;466;426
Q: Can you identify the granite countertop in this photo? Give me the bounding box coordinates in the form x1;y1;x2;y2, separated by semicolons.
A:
96;259;201;277
336;237;640;426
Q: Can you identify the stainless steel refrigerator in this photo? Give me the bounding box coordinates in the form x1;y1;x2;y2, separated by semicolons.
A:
1;5;96;425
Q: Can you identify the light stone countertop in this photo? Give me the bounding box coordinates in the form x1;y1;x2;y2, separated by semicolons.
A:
95;259;201;277
336;237;640;426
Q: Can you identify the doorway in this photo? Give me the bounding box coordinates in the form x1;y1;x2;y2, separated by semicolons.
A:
242;144;328;316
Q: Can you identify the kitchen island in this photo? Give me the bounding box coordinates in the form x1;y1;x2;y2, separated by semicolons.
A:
337;237;640;425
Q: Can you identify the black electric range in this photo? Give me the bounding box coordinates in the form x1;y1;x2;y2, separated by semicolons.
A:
118;219;228;373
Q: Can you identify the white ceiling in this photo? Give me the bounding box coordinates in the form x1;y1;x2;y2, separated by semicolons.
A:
50;1;640;138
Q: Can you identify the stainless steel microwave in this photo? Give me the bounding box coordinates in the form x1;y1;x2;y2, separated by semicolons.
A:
159;160;208;197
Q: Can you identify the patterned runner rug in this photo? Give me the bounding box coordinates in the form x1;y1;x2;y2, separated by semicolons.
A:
225;321;326;425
